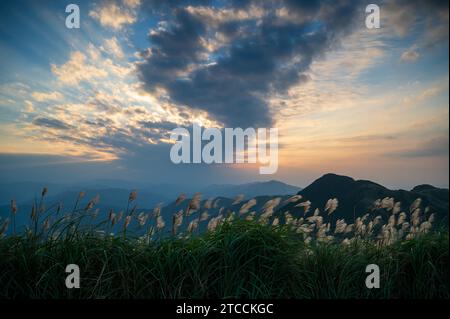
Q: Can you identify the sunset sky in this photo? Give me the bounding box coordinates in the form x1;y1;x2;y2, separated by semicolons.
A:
0;0;448;189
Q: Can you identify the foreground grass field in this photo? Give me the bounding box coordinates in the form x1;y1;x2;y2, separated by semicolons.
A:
0;221;448;299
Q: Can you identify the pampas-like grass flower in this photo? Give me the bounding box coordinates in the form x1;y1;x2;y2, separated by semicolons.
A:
137;212;148;227
124;215;132;229
239;198;256;215
260;197;281;219
428;213;435;223
200;211;209;221
43;217;51;231
367;221;374;234
116;211;123;224
175;193;186;206
203;198;213;209
334;219;347;234
373;199;381;209
381;197;394;211
324;198;338;215
187;219;198;232
78;191;86;200
174;210;183;227
272;217;279;226
409;198;422;213
31;204;37;221
295;200;311;214
156;215;165;229
316;216;323;228
10;200;17;215
153;206;161;218
85;194;100;211
0;219;10;236
85;200;95;211
263;197;281;211
392;201;401;215
110;212;117;226
388;215;396;228
207;217;219;231
245;212;256;221
411;208;421;227
284;212;293;225
344;224;354;233
232;194;245;205
108;209;115;221
283;194;302;205
372;215;382;225
419;221;432;233
128;190;137;202
186;193;201;216
398;212;406;225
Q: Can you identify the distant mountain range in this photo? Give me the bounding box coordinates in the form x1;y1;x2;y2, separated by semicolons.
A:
1;174;448;231
199;180;301;198
0;180;301;229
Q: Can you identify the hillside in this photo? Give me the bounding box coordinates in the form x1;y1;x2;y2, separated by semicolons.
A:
281;173;449;225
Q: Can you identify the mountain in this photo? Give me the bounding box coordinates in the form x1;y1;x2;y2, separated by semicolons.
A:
200;180;301;198
0;182;68;206
0;187;170;230
280;173;449;225
0;180;299;231
2;174;447;233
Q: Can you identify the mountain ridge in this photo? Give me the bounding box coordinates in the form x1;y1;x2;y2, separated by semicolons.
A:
284;173;449;225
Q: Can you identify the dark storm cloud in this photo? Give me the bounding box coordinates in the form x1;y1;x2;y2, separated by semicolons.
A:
32;117;72;130
138;8;207;87
137;0;362;128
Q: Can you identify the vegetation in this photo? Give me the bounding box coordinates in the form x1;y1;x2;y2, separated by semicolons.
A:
0;189;448;299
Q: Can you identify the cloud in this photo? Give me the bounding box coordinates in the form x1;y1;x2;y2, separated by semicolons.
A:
419;84;445;100
123;0;141;9
32;117;72;130
384;0;449;63
139;120;180;131
89;1;138;30
0;153;125;184
31;91;64;102
137;0;363;128
384;0;448;37
401;47;420;62
24;100;34;113
401;79;448;106
102;37;125;59
387;136;449;158
51;51;108;85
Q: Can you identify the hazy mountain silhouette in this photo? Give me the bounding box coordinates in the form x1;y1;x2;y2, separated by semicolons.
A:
200;180;301;198
0;180;299;230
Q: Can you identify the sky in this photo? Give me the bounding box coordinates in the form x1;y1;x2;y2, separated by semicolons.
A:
0;0;448;189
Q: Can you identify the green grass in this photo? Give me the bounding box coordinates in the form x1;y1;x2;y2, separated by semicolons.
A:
0;220;448;299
